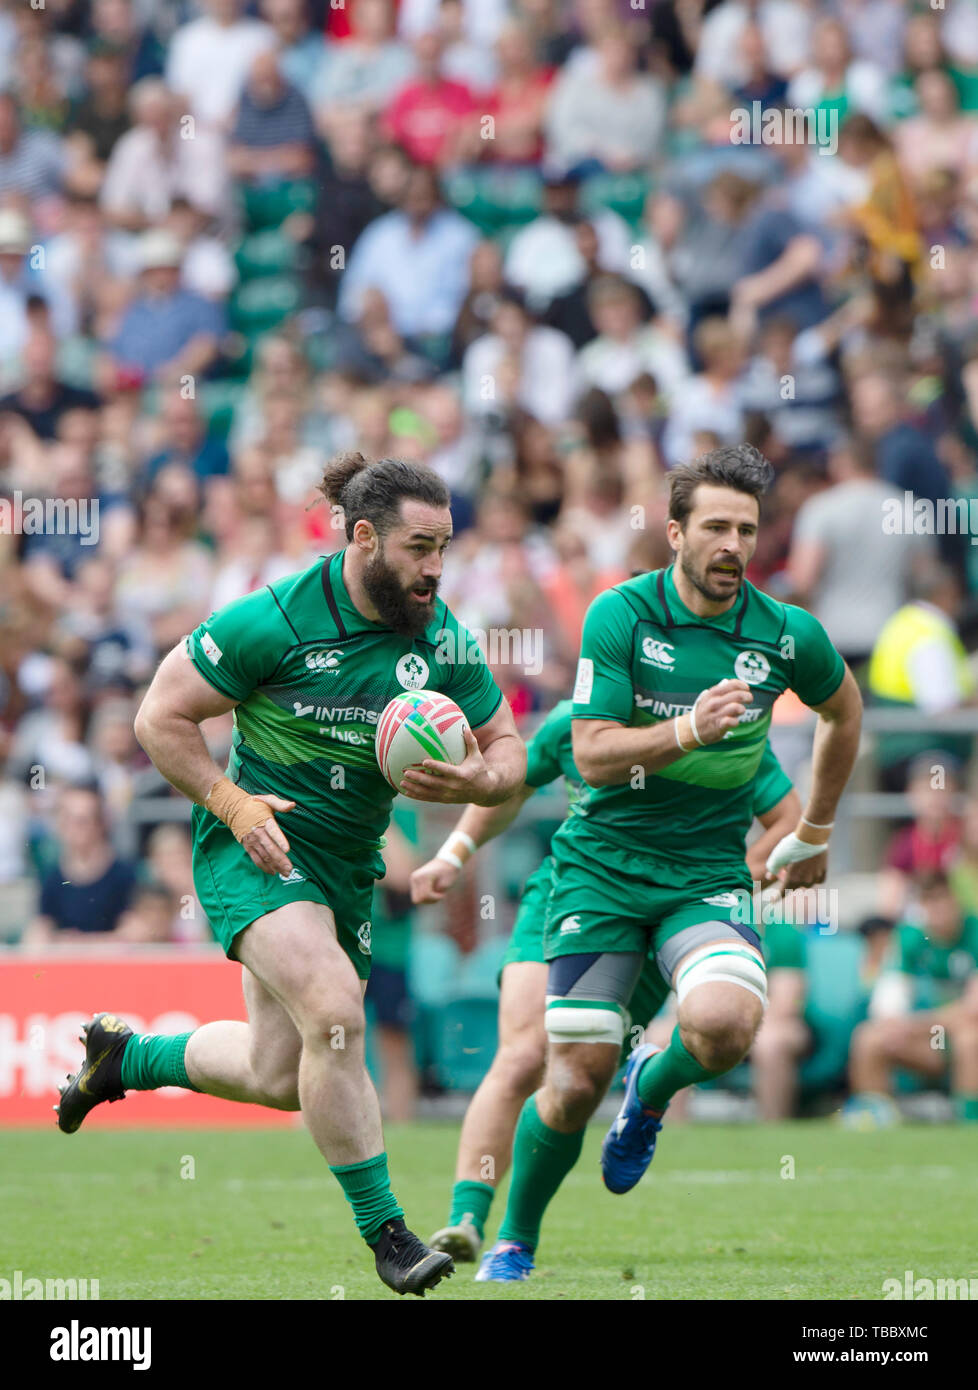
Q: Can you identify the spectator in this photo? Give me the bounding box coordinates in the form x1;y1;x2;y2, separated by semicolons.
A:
666;174;764;331
835;115;921;287
418;382;482;509
890;10;978;119
0;91;63;207
88;0;166;87
380;28;475;168
478;18;554;164
22;784;137;944
113;492;213;656
314;0;415;129
260;0;326;105
338;164;479;347
55;555;154;695
100;228;226;387
694;0;813;88
141;388;230;488
504;165;632;311
544;22;666;174
878;756;962;923
301;110;388;309
100;78;230;231
165;0;275;129
227;50;317;186
403;0;506;46
894;69;978;183
64;42;132;190
576;273;688;407
450;238;506;364
787;435;924;669
626;189;690;329
210;511;309;611
462;288;576;429
436;0;498;94
334;287;437;386
851;370;950;512
21;445;129;602
730;21;789;112
828;0;907;80
546;219;654;350
847;872;978;1125
0;212;49;366
868;567;976;790
660;316;745;467
88;695;143;836
7;655;95;793
0;324;100;441
786;17;889;125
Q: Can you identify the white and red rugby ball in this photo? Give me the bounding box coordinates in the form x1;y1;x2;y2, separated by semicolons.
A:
376;690;469;790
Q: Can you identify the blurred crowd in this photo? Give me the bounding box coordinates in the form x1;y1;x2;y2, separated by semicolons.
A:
1;0;978;1112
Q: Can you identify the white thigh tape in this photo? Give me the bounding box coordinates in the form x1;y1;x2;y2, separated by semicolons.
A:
674;943;768;1007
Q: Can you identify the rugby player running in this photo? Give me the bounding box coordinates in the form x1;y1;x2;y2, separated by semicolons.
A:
476;444;863;1281
55;454;526;1297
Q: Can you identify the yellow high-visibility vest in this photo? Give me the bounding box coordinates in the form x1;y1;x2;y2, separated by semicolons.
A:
869;603;973;704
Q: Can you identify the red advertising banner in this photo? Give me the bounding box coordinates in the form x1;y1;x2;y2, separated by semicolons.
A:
0;948;297;1128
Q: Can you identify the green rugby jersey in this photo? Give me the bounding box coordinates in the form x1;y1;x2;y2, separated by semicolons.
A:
186;549;503;862
891;917;978;1010
568;565;844;880
527;697;793;820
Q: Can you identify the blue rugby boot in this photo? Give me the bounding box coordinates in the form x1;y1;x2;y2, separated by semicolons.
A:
601;1043;666;1194
474;1240;534;1282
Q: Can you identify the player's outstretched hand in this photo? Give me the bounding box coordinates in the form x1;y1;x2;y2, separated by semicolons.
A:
239;794;296;877
691;678;753;743
399;726;499;805
410;857;461;904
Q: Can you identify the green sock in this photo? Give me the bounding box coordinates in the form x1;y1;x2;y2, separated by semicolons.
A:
330;1153;404;1244
636;1025;723;1111
120;1032;199;1091
448;1180;494;1240
953;1094;978;1123
496;1094;584;1252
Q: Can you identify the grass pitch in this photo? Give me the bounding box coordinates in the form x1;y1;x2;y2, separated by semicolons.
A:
5;1122;976;1300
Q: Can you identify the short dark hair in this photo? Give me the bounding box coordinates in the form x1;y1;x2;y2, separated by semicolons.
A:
319;452;450;542
667;443;775;528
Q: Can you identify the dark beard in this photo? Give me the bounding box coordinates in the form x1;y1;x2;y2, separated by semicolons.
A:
363;551;437;637
680;549;741;603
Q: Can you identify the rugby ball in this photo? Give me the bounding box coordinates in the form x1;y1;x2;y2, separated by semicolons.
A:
376;690;469;790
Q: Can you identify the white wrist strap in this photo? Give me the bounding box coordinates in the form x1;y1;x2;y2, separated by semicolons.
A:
435;830;477;870
801;817;834;830
688;696;706;746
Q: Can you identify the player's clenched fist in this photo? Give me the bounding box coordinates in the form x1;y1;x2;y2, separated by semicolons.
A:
410;857;460;904
674;678;752;751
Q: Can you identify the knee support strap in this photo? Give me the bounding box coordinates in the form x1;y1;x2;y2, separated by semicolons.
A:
544;997;626;1046
674;942;768;1008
